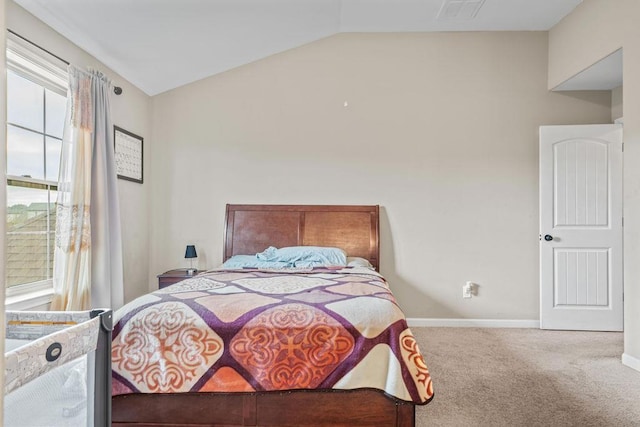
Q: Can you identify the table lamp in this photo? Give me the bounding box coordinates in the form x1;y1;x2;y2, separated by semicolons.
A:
185;245;197;275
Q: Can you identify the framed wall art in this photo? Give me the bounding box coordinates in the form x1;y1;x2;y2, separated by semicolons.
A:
114;126;143;184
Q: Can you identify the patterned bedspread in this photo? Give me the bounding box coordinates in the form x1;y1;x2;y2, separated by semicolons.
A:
112;267;434;404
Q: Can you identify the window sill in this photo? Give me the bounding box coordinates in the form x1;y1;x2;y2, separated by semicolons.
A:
5;287;54;311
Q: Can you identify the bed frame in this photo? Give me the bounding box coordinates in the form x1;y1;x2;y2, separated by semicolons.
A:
112;204;416;426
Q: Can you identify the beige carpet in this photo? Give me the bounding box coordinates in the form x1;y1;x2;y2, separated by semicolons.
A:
412;327;640;427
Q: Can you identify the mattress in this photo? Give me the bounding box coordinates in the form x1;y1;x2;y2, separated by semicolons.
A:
112;267;433;404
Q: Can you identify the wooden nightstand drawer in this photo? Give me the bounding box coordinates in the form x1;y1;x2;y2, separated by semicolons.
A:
157;269;201;289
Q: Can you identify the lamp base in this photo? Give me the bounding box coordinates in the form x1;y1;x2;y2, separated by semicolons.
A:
187;268;197;276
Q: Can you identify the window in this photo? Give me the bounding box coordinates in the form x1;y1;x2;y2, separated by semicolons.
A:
5;32;67;296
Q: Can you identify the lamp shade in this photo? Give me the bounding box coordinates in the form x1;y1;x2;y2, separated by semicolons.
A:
185;245;197;259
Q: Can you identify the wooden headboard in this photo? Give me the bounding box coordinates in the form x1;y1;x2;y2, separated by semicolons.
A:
224;204;380;271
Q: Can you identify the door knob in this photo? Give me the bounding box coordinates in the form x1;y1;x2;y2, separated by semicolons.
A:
544;234;553;241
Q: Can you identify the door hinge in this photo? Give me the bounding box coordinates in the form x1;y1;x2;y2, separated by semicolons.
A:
622;217;624;227
622;143;624;152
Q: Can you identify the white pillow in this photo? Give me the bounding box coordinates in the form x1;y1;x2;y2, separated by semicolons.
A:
346;257;373;268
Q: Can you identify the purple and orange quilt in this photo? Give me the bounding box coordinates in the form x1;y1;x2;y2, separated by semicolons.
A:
112;267;434;404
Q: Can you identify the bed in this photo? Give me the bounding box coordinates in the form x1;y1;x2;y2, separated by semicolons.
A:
112;204;433;426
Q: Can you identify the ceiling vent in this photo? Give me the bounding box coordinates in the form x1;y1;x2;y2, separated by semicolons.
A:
436;0;486;20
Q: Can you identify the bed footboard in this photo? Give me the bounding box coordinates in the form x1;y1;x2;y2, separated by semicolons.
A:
112;389;415;426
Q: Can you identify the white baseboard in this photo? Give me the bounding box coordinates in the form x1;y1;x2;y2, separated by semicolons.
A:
622;353;640;373
407;318;540;329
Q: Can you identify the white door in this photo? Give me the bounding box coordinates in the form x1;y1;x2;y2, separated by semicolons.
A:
540;124;623;331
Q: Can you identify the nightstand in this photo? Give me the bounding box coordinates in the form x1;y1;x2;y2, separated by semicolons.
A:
157;269;201;289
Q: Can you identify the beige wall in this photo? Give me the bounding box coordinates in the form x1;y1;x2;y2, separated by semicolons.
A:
7;1;153;303
150;32;611;320
550;0;640;369
612;86;623;122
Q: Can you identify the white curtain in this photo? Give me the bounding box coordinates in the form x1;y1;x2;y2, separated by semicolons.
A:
52;65;124;311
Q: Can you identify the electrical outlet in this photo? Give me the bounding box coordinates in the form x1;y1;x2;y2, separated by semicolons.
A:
463;282;473;298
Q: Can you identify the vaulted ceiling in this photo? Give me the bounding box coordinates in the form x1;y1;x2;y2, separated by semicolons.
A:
15;0;584;95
